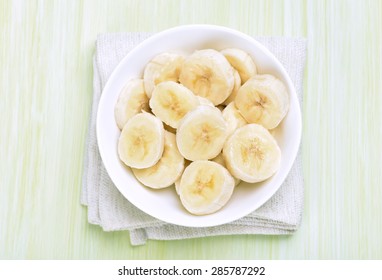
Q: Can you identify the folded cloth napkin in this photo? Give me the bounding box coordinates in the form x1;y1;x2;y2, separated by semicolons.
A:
81;32;306;246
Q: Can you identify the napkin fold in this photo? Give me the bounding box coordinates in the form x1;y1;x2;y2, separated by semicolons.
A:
81;32;306;246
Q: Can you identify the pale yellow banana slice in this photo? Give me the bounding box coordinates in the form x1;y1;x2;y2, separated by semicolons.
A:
176;105;228;161
149;81;199;128
235;74;289;129
222;102;247;136
118;112;164;169
174;159;191;195
211;153;241;186
223;124;281;183
179;49;234;105
132;131;185;189
196;96;214;107
143;52;185;98
114;79;150;130
223;69;241;105
178;160;235;215
221;48;257;83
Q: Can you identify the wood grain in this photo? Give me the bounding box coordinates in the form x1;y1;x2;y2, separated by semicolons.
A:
0;0;381;259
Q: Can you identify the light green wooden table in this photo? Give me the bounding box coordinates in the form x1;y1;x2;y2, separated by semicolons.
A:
1;0;381;259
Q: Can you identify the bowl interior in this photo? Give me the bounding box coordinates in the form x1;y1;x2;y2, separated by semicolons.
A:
97;25;301;227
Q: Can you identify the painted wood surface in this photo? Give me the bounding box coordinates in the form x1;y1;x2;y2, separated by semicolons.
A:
0;0;381;259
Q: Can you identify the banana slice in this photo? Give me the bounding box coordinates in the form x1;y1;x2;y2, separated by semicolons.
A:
132;131;184;189
149;81;199;128
114;79;150;130
176;105;228;161
235;74;289;129
211;153;241;186
222;102;247;136
174;178;181;195
178;160;235;215
118;112;164;169
223;69;241;105
196;96;214;107
179;49;234;105
174;159;191;195
223;124;281;183
221;48;257;83
143;52;185;98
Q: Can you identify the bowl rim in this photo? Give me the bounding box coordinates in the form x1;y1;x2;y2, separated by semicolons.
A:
96;24;302;227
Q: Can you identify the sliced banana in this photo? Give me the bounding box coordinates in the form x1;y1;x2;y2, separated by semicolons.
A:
176;105;228;161
149;81;199;128
222;102;247;136
174;178;181;195
223;124;281;183
221;48;257;83
174;159;191;195
211;153;241;186
143;52;185;98
118;112;164;169
114;79;150;130
235;74;289;129
179;49;234;105
115;48;288;215
196;96;214;107
223;69;241;105
178;160;235;215
132;131;184;189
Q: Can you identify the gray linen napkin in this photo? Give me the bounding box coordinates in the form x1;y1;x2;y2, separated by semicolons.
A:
81;32;306;246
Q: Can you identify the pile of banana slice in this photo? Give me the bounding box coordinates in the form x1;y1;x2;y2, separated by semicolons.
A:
114;48;289;216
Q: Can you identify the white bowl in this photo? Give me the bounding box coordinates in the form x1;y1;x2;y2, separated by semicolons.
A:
97;24;301;227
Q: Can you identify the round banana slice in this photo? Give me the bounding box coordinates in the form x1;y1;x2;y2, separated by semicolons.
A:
196;96;214;107
114;79;150;130
149;81;199;128
221;48;257;83
176;105;228;161
179;49;234;105
235;74;289;129
118;112;164;169
223;124;281;183
132;131;185;189
223;69;241;105
222;102;247;136
178;160;235;215
211;153;241;186
143;52;185;98
174;159;191;195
